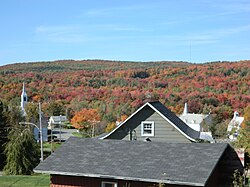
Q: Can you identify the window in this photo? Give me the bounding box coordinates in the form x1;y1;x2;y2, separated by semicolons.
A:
101;182;117;187
141;121;154;136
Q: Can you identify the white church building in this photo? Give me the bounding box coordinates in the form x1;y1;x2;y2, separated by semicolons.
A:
20;82;28;116
179;103;214;142
20;82;48;142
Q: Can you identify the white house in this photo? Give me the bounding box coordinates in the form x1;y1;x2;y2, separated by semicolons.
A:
48;115;67;129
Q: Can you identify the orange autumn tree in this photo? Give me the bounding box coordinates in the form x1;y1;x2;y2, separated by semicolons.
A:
71;108;100;134
118;114;128;123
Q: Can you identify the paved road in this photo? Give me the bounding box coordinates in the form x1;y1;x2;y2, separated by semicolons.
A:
52;128;77;141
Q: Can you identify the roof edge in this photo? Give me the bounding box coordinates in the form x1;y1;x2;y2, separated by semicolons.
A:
203;143;229;186
33;170;204;186
101;101;199;141
100;102;150;139
147;102;197;142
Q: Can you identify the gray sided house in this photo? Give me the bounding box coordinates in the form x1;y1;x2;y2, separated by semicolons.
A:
101;101;201;143
34;137;243;187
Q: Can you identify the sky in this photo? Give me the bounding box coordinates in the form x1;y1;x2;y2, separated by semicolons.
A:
0;0;250;66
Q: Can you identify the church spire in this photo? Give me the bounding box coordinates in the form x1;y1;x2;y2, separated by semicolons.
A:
183;102;188;115
21;82;28;113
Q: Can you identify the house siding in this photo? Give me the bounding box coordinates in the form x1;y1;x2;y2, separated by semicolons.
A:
124;111;190;143
107;105;190;143
50;174;195;187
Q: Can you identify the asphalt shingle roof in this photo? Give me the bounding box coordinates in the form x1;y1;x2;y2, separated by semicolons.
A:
35;137;228;186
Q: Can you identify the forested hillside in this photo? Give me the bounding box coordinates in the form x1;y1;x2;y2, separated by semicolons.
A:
0;60;249;124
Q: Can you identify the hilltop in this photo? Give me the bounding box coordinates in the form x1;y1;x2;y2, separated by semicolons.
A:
0;60;249;124
0;60;190;73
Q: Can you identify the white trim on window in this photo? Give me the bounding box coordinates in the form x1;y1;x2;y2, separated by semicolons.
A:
101;181;118;187
141;121;155;137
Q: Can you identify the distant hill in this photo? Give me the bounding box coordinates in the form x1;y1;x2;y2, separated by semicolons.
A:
0;59;249;123
0;60;190;73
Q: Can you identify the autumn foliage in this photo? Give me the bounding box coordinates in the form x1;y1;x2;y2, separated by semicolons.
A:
242;106;250;129
71;108;100;129
0;60;249;124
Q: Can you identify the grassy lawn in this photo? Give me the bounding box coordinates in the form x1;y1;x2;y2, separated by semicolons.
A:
72;132;91;138
72;131;83;138
43;142;61;151
0;174;50;187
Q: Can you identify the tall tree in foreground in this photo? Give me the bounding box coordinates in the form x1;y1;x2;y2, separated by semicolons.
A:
3;125;39;175
0;100;8;170
233;106;250;173
234;106;250;150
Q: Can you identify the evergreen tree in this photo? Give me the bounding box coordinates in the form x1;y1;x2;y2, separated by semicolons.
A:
3;125;39;175
6;104;24;127
0;100;8;169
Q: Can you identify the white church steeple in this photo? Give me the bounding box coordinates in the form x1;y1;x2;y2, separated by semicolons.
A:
183;102;188;115
21;82;28;114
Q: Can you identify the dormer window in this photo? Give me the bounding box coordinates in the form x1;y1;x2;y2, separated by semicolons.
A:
141;121;154;136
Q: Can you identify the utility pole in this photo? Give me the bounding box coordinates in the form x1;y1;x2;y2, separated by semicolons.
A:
59;115;62;142
39;102;44;161
92;123;95;138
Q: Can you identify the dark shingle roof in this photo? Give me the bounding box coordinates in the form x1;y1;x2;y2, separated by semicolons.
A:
148;101;200;140
35;137;228;186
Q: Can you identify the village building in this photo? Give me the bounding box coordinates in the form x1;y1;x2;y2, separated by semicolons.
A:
48;115;67;129
101;101;211;143
227;111;244;140
34;137;243;187
179;103;213;142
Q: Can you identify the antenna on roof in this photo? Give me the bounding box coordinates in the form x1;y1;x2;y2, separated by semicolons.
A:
189;40;192;63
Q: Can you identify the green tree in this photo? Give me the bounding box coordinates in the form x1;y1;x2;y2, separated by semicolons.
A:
5;105;24;127
25;103;39;123
210;119;230;139
3;125;39;175
0;100;9;169
1;102;24;170
233;106;250;170
45;102;65;116
234;106;250;151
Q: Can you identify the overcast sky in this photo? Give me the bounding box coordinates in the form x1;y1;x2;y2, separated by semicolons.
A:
0;0;250;66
